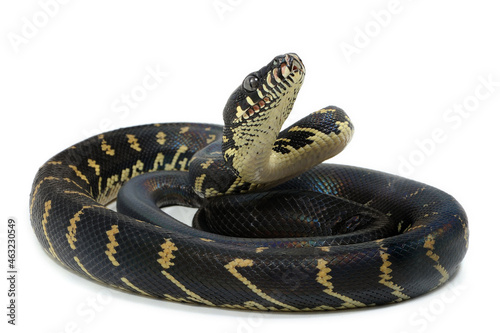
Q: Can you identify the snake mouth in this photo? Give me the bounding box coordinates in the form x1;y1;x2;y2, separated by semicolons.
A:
272;53;305;82
283;53;305;76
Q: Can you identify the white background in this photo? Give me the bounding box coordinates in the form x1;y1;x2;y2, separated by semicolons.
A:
1;1;499;332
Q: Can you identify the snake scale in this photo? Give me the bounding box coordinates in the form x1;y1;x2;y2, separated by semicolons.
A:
30;53;468;311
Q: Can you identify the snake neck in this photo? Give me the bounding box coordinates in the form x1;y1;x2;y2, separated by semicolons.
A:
222;99;293;184
223;106;354;185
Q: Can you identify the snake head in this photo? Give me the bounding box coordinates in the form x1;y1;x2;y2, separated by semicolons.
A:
221;53;306;182
222;53;305;126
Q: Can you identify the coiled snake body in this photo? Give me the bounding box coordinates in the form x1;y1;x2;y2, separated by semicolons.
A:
30;53;468;311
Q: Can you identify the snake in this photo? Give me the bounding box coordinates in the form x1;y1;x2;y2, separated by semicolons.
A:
30;53;469;311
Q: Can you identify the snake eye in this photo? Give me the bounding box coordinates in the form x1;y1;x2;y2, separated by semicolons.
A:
243;75;260;92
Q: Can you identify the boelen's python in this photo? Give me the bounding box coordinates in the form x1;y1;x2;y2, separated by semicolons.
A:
30;53;468;311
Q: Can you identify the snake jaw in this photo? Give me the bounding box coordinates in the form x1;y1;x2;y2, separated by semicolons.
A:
285;53;305;74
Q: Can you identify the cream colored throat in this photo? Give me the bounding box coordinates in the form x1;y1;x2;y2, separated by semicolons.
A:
230;109;353;186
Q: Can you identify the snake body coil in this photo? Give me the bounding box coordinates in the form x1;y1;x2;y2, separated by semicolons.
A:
30;53;468;311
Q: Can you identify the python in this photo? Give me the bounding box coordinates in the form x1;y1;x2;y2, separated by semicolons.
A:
30;53;468;311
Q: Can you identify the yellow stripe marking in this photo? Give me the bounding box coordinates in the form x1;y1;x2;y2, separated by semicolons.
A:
74;256;99;282
126;134;142;151
157;239;178;270
457;215;469;249
69;165;89;184
131;159;144;177
63;191;94;200
423;234;449;287
157;239;214;306
165;145;188;170
40;200;61;262
316;259;366;308
120;168;130;182
97;174;119;204
66;206;93;250
221;301;279;311
378;243;410;301
200;159;214;169
121;277;152;296
98;135;115;156
87;159;100;176
62;177;87;191
225;258;299;311
178;157;189;171
164;294;191;303
151;152;165;172
105;225;120;266
161;271;215;306
30;176;57;215
194;174;206;194
204;187;221;197
156;131;167;145
207;134;217;144
94;160;140;204
406;224;426;231
200;238;215;242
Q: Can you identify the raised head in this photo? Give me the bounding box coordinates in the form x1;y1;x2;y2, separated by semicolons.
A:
222;53;307;183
